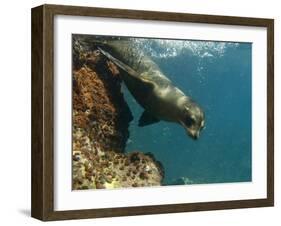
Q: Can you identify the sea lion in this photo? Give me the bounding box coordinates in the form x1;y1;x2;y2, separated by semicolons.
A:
94;39;205;139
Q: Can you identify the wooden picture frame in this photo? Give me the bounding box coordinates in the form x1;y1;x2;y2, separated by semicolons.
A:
31;4;274;221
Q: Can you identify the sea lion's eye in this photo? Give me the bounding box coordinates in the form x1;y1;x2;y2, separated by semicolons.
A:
185;117;194;127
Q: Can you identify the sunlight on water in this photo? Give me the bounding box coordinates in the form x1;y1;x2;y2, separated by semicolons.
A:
133;38;239;59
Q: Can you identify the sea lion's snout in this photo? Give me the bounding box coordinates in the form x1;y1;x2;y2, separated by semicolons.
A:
183;125;200;140
188;129;200;140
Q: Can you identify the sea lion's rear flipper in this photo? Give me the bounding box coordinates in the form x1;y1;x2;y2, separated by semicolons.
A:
98;47;154;88
138;110;160;127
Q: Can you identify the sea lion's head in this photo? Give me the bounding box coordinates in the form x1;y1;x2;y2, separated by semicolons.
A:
179;100;205;140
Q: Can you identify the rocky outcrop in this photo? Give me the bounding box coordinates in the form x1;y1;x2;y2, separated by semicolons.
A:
72;38;163;190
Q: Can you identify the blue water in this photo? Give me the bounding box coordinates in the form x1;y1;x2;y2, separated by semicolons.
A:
123;39;252;185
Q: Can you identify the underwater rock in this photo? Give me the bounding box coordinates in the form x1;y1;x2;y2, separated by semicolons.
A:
72;39;163;190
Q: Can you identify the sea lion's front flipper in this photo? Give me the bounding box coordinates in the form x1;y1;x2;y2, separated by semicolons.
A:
98;47;139;77
98;47;153;83
138;110;160;127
